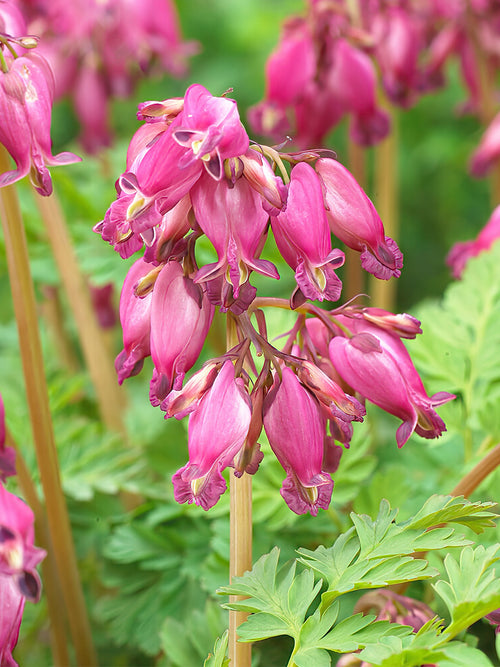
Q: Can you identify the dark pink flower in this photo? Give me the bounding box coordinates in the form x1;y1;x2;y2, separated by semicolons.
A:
0;51;80;195
316;158;403;280
327;39;390;146
172;361;252;510
149;261;214;405
271;162;344;306
0;396;16;482
114;258;153;385
485;608;500;634
263;367;333;515
329;329;454;447
89;282;117;330
446;205;500;279
0;482;46;666
171;83;249;181
191;171;278;310
470;111;500;178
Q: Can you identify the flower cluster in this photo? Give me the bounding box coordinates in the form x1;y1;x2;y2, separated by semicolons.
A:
98;83;452;515
249;0;500;149
0;395;45;667
18;0;195;153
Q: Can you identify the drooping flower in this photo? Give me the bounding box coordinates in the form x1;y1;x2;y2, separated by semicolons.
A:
172;361;252;510
316;158;403;280
446;205;500;279
0;50;80;195
0;483;46;667
0;395;15;482
271;161;344;306
191;170;279;311
114;257;154;385
263;366;333;515
149;260;214;405
329;329;454;447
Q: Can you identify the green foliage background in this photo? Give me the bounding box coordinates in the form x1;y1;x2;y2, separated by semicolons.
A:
0;1;499;665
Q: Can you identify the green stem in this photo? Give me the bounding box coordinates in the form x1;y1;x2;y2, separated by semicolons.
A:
0;145;97;666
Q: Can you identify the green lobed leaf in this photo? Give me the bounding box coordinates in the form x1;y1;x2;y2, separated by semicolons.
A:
204;631;230;667
219;548;322;641
433;544;500;636
298;495;494;605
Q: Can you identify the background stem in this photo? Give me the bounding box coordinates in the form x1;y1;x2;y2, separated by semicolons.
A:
34;190;126;435
0;146;97;666
370;108;399;311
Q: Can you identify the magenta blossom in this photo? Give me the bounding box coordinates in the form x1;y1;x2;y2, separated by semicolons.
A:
0;482;46;667
191;171;279;310
0;395;15;483
447;205;500;279
329;329;454;447
470;111;500;178
271;162;344;306
316;158;403;280
0;51;80;195
149;261;214;405
171;83;250;181
263;367;333;516
172;361;252;510
115;258;153;385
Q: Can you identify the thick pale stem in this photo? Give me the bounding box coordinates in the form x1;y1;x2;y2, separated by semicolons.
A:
370;108;399;311
34;190;126;434
345;135;367;300
5;428;70;666
0;146;97;666
227;315;252;666
451;443;500;498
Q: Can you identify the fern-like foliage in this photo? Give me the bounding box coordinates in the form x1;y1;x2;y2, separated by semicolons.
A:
219;495;498;666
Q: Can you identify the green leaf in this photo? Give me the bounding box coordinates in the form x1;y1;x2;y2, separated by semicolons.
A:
298;496;493;606
317;615;413;653
293;647;331;667
436;641;495;666
219;548;321;641
433;544;500;636
204;631;230;667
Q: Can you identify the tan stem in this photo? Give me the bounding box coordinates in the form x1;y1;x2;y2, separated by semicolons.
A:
451;442;500;498
5;428;70;666
40;285;81;374
227;315;252;666
345;136;367;300
370;108;399;311
0;145;97;666
34;190;126;434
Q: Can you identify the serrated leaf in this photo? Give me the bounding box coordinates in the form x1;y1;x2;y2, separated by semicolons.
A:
436;641;495;666
317;615;413;653
433;544;500;636
357;617;446;666
293;646;331;667
298;496;493;606
219;548;321;641
204;631;230;667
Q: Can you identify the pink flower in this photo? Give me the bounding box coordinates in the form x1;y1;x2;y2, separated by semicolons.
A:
271;162;344;306
485;608;500;634
470;111;500;178
172;361;252;510
446;205;500;279
329;328;454;447
191;171;279;311
88;282;117;330
0;395;16;482
171;83;250;181
72;63;112;154
114;258;153;385
0;483;46;666
149;261;214;405
0;51;80;195
263;367;333;516
316;158;403;280
327;39;390;147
